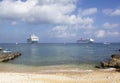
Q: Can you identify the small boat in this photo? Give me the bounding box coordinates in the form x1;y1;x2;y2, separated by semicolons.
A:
16;42;18;45
103;42;110;45
2;49;12;53
0;47;2;50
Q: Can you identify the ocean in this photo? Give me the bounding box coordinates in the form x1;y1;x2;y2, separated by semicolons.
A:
0;43;120;71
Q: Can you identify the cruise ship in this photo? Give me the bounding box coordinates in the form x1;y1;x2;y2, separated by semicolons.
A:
27;34;39;43
77;38;94;43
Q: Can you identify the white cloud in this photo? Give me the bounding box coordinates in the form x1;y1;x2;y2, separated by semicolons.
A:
96;30;120;38
79;8;97;16
0;0;96;39
112;9;120;16
70;17;94;30
11;21;18;26
84;30;93;35
107;31;119;36
103;8;120;16
96;30;105;38
0;0;95;25
37;0;77;5
0;0;79;24
103;9;113;15
103;22;119;29
50;26;76;38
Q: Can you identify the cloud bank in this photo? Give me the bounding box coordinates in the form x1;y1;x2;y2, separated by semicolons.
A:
103;22;119;29
0;0;96;25
103;8;120;16
79;8;97;16
96;30;120;38
0;0;78;24
1;0;119;41
0;0;98;39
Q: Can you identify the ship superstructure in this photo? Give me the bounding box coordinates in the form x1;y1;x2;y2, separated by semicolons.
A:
77;38;94;43
27;34;39;43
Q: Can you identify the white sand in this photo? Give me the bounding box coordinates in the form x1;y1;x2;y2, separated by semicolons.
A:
0;70;120;83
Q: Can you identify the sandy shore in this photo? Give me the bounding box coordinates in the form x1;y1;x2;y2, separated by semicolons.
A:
0;69;120;83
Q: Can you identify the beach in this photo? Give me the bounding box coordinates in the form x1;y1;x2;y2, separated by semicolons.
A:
0;69;120;83
0;0;120;82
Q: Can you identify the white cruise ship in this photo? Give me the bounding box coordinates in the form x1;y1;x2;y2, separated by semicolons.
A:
27;34;39;43
77;38;94;43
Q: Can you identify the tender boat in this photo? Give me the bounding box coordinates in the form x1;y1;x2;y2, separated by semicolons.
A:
103;42;110;45
2;49;12;53
0;47;2;50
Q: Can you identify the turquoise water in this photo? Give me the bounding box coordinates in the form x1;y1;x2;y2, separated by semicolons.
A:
0;43;120;70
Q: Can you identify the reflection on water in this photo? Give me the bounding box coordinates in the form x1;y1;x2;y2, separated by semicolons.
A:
0;43;120;69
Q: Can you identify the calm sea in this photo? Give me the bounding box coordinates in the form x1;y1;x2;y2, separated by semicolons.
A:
0;43;120;71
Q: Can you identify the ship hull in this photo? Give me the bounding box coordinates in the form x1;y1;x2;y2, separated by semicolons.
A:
27;41;38;44
27;39;38;43
27;39;38;44
77;41;93;43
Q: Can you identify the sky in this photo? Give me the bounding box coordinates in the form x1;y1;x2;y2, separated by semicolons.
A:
0;0;120;43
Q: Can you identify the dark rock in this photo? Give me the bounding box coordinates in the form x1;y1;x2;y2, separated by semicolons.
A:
101;54;120;68
0;52;21;62
119;49;120;51
111;54;120;59
95;66;101;68
101;61;109;68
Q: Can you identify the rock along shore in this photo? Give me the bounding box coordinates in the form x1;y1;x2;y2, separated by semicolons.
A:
0;52;21;62
101;54;120;68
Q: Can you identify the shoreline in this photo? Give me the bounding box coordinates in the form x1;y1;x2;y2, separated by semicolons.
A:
0;69;120;83
0;63;98;72
0;63;120;83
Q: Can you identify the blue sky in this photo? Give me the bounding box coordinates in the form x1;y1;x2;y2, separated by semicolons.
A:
0;0;120;43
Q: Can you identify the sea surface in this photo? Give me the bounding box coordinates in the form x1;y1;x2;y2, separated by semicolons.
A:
0;43;120;71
